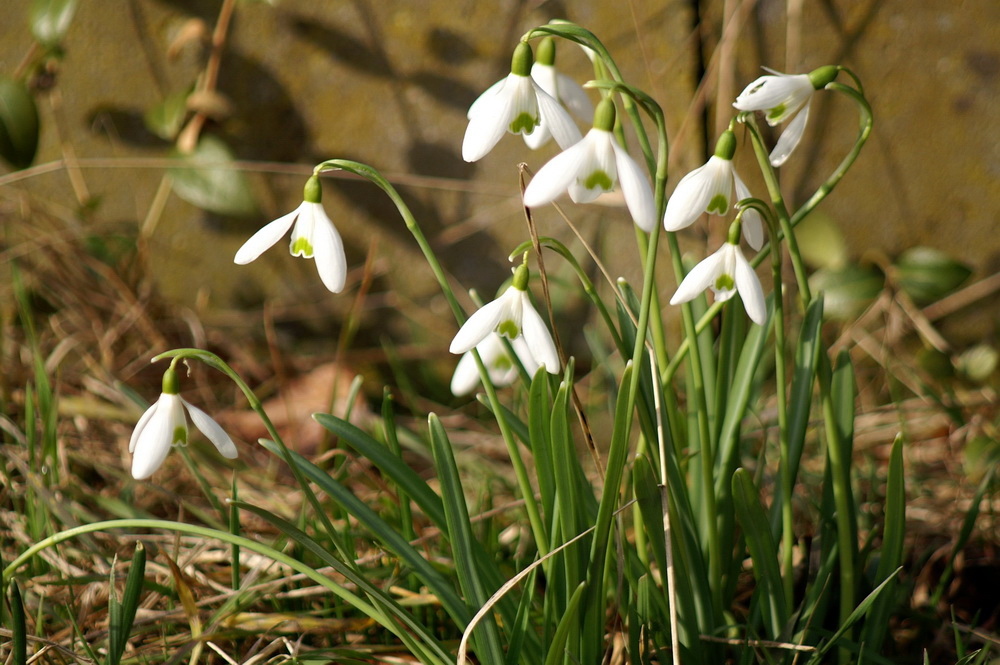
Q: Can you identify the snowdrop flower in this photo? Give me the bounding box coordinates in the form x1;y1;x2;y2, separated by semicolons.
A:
129;367;237;480
522;37;593;149
733;65;838;167
523;97;656;232
449;263;560;374
463;42;581;162
669;224;766;326
663;130;764;249
450;333;538;396
234;175;347;293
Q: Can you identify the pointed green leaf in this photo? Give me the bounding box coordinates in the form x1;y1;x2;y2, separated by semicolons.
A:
144;89;191;141
0;78;40;170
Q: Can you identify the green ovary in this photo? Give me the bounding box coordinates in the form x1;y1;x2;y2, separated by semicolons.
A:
172;426;188;445
509;112;538;134
714;274;735;292
767;103;787;121
584;170;613;191
707;194;729;215
291;237;314;257
497;320;520;338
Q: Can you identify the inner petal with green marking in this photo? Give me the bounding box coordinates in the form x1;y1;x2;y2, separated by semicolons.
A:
714;273;735;292
583;170;613;192
172;426;188;445
767;103;787;121
291;237;314;257
497;319;520;339
509;112;538;134
707;193;729;215
491;354;514;371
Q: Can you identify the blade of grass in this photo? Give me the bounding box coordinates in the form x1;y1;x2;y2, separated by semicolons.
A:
428;413;506;665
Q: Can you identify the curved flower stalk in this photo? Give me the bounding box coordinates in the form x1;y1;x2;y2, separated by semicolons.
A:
669;221;766;325
463;41;581;162
129;365;237;479
663;130;764;249
523;37;593;149
523;97;656;232
234;174;347;293
449;263;560;374
733;65;838;167
450;333;538;396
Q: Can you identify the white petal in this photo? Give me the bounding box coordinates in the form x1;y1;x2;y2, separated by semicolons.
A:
530;63;558;98
612;140;656;232
183;398;238;459
467;78;504;119
523;138;591;207
450;350;483;396
663;157;732;231
670;247;728;305
733;73;812;120
733;171;764;250
733;248;767;325
520;297;560;373
532;80;581;150
509;336;540;378
129;401;159;454
769;100;811;167
462;77;515;162
522;120;552;149
555;72;593;120
131;394;184;480
234;207;299;264
306;204;347;293
449;297;507;354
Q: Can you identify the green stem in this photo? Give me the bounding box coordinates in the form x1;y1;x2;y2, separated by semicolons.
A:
314;160;549;554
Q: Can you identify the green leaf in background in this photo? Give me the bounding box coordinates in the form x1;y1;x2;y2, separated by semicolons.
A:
956;343;998;383
168;134;257;217
895;247;972;304
795;212;849;270
30;0;78;47
144;89;191;141
809;264;883;320
0;78;40;170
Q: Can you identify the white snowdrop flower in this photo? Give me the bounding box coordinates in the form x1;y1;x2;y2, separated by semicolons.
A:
463;42;581;162
733;65;838;167
234;175;347;293
449;264;560;374
663;130;764;249
669;237;766;326
129;367;237;480
450;333;539;396
522;37;593;149
523;97;656;232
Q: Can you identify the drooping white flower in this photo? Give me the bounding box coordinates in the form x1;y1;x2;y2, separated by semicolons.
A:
669;240;766;325
129;367;237;480
234;175;347;293
463;42;581;162
450;333;539;396
522;37;593;149
733;66;838;167
663;130;764;249
449;264;560;374
523;97;656;232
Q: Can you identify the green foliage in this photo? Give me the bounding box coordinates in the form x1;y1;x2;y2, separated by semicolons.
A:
0;77;40;170
168;135;258;217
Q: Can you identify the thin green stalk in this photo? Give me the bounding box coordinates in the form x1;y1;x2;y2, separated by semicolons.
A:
314;160;549;554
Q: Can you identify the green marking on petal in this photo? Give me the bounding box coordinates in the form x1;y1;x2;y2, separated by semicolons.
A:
173;426;188;445
509;112;538;134
492;354;514;371
497;319;520;338
290;237;314;257
767;103;787;121
584;170;613;192
707;193;729;215
714;273;735;292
